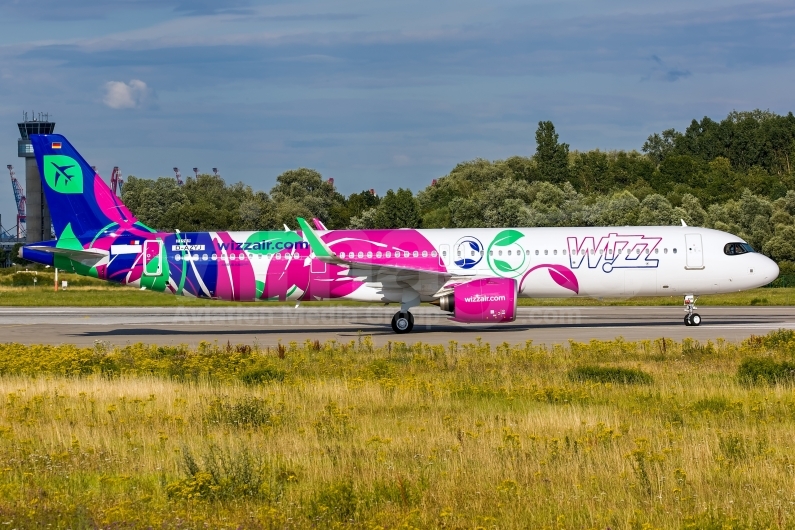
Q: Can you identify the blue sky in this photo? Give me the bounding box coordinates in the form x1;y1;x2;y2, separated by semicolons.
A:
1;0;794;229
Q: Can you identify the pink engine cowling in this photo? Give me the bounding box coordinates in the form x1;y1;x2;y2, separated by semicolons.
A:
433;278;517;323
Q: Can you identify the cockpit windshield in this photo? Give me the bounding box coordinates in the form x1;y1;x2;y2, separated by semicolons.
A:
724;242;755;255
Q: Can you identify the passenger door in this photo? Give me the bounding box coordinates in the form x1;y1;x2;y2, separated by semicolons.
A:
685;234;704;270
143;240;162;277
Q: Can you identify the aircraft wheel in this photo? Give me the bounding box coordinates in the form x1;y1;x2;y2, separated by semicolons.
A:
690;313;701;326
391;312;413;334
684;315;691;326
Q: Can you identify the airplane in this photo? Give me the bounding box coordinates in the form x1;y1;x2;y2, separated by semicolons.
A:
20;134;779;334
51;161;76;188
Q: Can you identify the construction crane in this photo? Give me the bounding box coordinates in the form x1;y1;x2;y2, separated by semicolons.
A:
193;167;199;179
110;166;124;197
173;167;184;186
6;165;26;239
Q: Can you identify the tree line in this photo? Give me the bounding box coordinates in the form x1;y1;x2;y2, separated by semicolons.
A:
120;109;795;265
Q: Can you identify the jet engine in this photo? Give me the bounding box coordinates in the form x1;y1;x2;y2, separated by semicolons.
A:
432;277;517;323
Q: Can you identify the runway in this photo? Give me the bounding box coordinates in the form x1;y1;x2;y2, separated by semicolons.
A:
1;305;794;347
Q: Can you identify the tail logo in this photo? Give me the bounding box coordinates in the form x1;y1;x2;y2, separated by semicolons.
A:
43;155;84;194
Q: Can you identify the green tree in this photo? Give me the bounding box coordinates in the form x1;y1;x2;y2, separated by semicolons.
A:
373;188;421;229
534;121;570;184
122;176;188;231
270;168;343;228
11;242;29;266
652;155;703;193
642;128;681;166
332;191;381;228
571;150;610;193
763;225;795;262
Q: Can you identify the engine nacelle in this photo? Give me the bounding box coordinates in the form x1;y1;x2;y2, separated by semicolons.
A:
433;278;517;323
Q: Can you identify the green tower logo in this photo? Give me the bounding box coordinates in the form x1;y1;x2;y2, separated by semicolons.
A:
43;155;84;194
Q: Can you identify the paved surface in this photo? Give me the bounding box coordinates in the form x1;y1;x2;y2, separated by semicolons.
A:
0;306;794;347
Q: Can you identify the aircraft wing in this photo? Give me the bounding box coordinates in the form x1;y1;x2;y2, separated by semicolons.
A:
296;217;472;284
25;246;107;263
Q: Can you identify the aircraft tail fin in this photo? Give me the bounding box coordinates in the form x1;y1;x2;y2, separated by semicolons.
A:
29;134;139;240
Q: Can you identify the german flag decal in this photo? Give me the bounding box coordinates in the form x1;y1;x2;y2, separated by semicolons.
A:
52;142;62;149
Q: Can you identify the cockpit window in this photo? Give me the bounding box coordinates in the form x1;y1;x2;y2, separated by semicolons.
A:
724;242;754;255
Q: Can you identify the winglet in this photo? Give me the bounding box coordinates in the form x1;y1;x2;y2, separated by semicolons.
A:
297;217;335;259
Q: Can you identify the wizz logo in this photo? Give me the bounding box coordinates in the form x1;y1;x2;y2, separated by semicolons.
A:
567;233;662;273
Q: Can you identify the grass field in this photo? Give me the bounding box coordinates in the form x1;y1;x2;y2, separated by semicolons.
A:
1;332;795;528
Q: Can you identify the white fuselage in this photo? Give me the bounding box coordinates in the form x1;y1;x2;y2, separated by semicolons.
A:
334;226;778;302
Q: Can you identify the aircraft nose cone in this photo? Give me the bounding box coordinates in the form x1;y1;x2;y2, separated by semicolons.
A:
760;255;779;282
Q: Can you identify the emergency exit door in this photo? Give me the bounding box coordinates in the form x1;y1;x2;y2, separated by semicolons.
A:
439;244;451;266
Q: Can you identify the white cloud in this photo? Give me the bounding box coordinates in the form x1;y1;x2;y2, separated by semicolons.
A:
102;79;149;109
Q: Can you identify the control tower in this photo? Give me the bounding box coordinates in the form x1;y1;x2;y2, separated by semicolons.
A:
18;112;54;242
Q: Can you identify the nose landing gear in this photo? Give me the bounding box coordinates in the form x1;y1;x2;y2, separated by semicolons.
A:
683;294;701;326
391;311;414;334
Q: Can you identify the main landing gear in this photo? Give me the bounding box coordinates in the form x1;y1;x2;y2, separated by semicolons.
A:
391;311;414;334
683;294;701;326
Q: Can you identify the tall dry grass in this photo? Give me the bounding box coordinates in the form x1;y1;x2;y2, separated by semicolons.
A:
0;333;794;528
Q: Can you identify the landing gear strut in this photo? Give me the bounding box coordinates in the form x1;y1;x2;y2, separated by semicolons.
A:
391;311;414;334
683;294;701;326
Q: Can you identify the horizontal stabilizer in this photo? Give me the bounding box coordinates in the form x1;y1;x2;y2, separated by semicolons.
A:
25;245;107;262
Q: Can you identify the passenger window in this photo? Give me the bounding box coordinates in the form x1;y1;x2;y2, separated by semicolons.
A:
655;249;659;254
412;251;418;258
367;251;373;258
673;248;677;254
664;248;668;254
553;250;557;255
535;250;539;255
526;250;530;256
562;250;566;255
507;250;511;256
422;251;428;258
386;251;391;258
431;251;437;257
544;250;548;255
498;250;503;256
376;251;382;258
